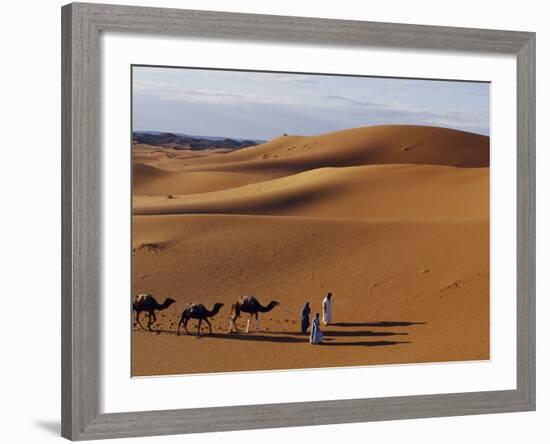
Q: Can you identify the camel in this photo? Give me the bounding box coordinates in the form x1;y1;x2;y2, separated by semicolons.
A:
229;295;279;333
133;294;176;331
177;302;224;336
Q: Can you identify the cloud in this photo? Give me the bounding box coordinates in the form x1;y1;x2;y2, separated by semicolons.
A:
134;79;300;106
133;70;489;137
320;93;489;134
163;89;301;106
324;94;389;108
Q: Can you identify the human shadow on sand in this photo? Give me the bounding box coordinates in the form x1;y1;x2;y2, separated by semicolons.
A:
320;340;410;347
331;321;426;328
267;330;408;338
325;330;408;337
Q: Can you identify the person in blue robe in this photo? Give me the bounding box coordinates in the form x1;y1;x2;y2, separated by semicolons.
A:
310;313;324;344
300;302;311;334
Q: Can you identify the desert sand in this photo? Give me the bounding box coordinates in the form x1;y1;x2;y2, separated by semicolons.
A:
131;125;489;376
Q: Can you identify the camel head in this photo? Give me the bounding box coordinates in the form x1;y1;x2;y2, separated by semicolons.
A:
267;300;280;311
211;302;224;315
161;297;176;309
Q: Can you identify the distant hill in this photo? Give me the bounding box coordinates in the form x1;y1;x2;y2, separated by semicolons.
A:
132;131;264;150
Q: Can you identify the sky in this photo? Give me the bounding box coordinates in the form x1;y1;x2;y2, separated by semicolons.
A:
132;66;490;140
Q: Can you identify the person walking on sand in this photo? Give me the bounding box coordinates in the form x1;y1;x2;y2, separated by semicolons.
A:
300;302;311;334
322;292;333;325
310;313;323;344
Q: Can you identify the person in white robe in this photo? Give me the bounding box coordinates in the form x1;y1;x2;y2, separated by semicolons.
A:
310;313;323;344
322;292;333;325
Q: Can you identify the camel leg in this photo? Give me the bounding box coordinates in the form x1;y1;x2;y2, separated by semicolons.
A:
204;318;212;335
147;312;154;331
184;318;190;335
197;318;202;336
255;313;261;332
148;311;158;331
230;316;239;333
135;311;147;330
246;317;251;334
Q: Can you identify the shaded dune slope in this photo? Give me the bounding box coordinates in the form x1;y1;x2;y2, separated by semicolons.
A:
133;163;277;196
134;164;489;219
133;125;490;217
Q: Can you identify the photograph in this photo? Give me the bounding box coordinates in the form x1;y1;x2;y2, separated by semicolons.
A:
131;66;490;377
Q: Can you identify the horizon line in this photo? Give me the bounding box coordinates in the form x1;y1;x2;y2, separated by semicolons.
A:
132;123;490;141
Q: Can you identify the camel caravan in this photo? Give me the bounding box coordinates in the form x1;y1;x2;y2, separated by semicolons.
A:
133;293;331;344
133;294;279;335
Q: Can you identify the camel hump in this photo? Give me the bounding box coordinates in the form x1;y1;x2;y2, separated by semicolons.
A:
185;302;204;313
240;295;257;305
135;293;152;303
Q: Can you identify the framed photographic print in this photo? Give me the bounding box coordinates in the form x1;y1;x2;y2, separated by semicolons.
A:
61;2;535;440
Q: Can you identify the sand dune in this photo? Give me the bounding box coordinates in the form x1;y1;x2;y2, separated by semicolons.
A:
132;214;489;376
172;125;489;173
133;144;234;170
131;125;490;376
134;164;489;220
132;125;489;198
133;164;278;196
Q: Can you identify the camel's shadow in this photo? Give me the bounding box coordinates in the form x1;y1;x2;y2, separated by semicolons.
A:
208;332;305;343
132;319;424;348
200;333;410;347
134;329;411;347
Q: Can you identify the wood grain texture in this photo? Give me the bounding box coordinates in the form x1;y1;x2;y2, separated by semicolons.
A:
62;3;101;439
61;2;536;440
75;2;531;53
516;34;536;409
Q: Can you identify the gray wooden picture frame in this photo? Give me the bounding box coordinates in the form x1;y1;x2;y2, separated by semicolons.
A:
61;2;536;440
